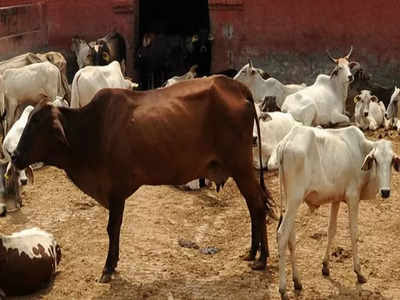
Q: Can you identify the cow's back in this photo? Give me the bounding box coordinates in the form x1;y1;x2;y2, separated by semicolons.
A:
277;126;368;205
82;75;255;199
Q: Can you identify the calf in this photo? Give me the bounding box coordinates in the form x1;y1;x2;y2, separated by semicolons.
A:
252;112;300;169
12;75;272;282
354;90;386;130
268;125;399;299
0;228;61;298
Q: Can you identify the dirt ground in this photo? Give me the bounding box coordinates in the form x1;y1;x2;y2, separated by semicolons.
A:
2;129;400;300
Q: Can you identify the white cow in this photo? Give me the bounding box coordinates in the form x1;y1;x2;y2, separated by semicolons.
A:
163;65;198;87
71;37;98;69
354;90;386;130
385;86;400;130
268;125;399;299
233;60;306;107
281;48;357;127
3;106;35;186
2;97;67;187
0;61;64;134
252;112;300;169
70;61;138;108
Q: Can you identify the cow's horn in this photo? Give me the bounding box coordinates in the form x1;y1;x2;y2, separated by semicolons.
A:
326;49;337;64
248;58;253;68
345;45;353;60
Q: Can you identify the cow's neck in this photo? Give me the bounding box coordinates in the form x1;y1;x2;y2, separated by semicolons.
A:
51;107;107;202
332;78;349;109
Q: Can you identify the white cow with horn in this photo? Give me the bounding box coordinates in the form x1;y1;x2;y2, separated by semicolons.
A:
234;60;306;107
282;47;358;127
268;125;400;299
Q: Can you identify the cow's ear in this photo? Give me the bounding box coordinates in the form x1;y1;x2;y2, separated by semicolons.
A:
26;166;34;184
349;61;359;70
102;51;111;62
371;96;378;102
353;95;361;103
361;150;375;171
393;155;400;172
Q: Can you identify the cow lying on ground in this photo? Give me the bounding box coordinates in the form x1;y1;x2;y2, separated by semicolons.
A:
0;61;64;134
282;48;357;127
385;86;400;130
234;60;306;106
268;125;399;299
354;90;386;130
163;65;198;87
12;75;272;282
0;228;61;298
252;112;300;169
70;61;138;108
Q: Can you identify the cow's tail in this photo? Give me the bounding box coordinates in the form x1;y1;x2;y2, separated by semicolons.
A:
274;139;288;232
70;71;81;109
247;88;274;215
56;69;64;99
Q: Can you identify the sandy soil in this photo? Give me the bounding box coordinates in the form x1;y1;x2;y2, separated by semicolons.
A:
2;129;400;300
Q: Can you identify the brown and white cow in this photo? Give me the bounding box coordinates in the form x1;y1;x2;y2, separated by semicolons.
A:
0;228;61;298
12;75;272;283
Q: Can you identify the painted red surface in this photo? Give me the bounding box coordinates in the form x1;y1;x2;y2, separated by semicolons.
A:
209;0;400;71
1;0;400;75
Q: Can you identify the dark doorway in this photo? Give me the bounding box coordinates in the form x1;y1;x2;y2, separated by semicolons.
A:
136;0;211;89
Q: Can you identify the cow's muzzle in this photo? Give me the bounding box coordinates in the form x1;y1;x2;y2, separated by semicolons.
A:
364;112;369;117
252;136;258;147
381;189;390;198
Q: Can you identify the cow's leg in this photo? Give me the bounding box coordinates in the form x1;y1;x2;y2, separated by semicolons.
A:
300;105;315;126
233;175;269;270
347;197;366;284
331;111;350;126
322;201;340;276
278;204;300;300
288;225;302;290
100;198;126;283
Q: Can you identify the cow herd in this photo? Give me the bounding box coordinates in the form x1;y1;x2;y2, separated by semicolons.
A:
0;37;399;299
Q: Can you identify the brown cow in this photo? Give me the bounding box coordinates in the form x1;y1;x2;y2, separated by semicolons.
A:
0;227;61;298
12;75;272;282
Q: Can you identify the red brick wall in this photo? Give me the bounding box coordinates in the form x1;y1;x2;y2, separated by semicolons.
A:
210;0;400;72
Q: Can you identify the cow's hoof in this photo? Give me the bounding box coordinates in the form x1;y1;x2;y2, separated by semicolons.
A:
322;262;330;276
294;278;302;290
280;291;289;300
99;273;112;283
249;259;266;270
241;251;256;261
357;273;367;284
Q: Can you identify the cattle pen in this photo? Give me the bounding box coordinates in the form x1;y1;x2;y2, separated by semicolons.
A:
2;1;400;300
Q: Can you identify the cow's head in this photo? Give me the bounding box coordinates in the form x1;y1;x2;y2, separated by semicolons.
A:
234;59;272;101
327;46;358;84
71;37;96;68
192;29;214;54
12;102;69;170
354;90;378;118
361;140;400;198
385;86;400;120
0;159;21;214
95;40;112;66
